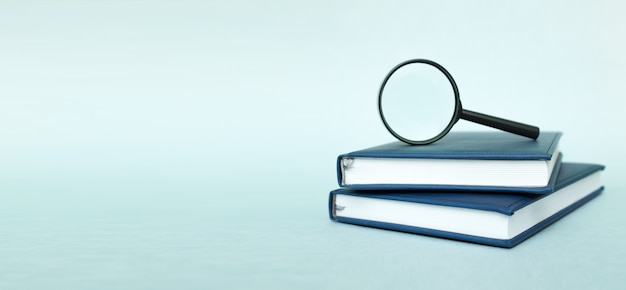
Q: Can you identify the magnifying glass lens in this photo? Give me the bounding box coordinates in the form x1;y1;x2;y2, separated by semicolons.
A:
379;62;458;143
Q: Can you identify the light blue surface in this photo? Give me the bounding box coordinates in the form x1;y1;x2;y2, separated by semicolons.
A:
1;1;625;289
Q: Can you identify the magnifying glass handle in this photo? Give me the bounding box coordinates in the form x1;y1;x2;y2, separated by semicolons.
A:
460;109;540;139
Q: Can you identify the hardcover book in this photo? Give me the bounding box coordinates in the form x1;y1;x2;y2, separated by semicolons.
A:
329;162;604;248
337;131;562;193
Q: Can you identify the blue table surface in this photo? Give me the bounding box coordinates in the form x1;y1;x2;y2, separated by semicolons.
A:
1;172;624;290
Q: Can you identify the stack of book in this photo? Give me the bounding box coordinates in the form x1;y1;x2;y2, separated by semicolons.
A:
328;131;605;248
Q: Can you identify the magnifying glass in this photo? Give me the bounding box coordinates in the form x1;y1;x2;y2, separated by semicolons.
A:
378;59;540;145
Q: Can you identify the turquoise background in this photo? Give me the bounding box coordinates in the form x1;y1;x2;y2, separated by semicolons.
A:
1;1;624;289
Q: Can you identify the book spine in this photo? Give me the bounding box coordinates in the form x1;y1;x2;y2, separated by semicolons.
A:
336;155;345;187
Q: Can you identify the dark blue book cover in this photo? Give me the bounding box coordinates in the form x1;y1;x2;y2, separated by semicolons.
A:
329;162;604;248
337;131;563;193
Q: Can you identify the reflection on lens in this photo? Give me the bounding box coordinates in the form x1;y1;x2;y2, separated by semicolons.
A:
379;61;457;143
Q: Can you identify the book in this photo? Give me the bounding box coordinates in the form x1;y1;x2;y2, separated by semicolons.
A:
329;162;604;248
337;131;562;193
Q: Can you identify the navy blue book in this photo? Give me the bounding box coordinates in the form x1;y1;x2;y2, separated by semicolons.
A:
329;162;604;248
338;131;562;193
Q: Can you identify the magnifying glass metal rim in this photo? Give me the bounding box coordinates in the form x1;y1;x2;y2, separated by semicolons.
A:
378;59;462;145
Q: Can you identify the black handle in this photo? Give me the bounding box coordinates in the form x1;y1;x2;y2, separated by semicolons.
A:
459;109;540;139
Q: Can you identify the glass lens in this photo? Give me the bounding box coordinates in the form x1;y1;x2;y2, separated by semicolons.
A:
379;62;458;142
